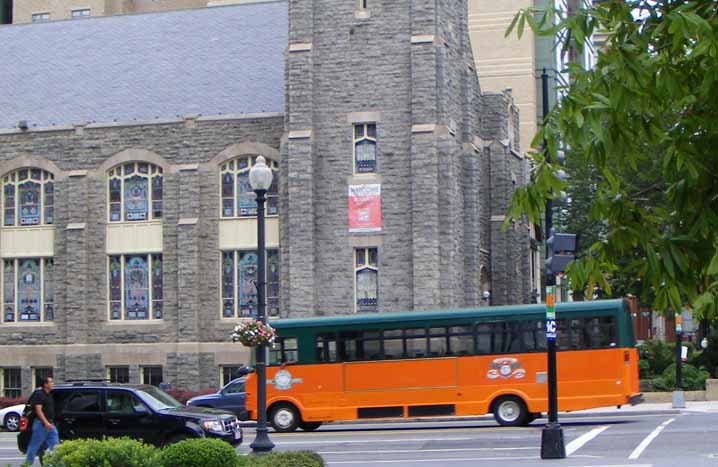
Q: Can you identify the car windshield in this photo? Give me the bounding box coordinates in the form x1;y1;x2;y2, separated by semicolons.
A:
135;386;182;411
223;379;245;394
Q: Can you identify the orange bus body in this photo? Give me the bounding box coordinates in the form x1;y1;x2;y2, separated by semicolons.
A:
245;347;640;423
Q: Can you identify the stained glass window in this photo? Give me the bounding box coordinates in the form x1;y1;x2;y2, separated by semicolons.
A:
44;259;54;321
125;255;149;320
354;123;377;174
2;168;54;227
3;261;14;322
1;258;54;323
107;163;162;223
219;157;279;218
221;249;280;318
108;255;162;321
355;247;378;312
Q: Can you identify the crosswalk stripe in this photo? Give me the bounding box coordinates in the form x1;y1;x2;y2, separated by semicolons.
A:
566;425;610;456
628;418;675;460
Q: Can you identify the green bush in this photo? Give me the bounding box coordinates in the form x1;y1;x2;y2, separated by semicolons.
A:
638;340;675;378
248;451;324;467
653;363;710;391
155;438;244;467
43;437;158;467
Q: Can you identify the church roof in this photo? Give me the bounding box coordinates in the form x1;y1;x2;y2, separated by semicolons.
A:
0;1;287;130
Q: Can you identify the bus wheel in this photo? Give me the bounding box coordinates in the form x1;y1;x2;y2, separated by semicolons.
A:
270;403;300;433
300;422;323;432
492;396;528;427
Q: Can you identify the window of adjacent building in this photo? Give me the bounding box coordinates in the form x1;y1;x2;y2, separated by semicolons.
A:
141;366;163;387
107;162;163;223
221;249;279;318
2;258;54;323
31;13;50;22
0;368;21;398
357;0;368;9
108;254;163;321
220;366;245;386
220;156;278;218
71;9;90;19
108;366;130;384
353;123;377;174
2;168;54;227
354;247;378;312
33;367;53;389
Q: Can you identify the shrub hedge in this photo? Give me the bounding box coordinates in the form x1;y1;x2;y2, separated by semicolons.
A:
40;437;324;467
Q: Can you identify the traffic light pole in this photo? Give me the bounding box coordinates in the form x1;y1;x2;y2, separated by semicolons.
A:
540;68;566;460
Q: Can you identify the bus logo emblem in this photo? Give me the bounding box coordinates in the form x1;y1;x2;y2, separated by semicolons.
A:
487;358;526;380
269;369;303;391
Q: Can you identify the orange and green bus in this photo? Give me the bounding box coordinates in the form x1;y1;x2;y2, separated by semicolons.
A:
244;299;641;432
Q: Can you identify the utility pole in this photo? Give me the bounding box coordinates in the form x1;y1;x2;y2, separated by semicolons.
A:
540;68;566;460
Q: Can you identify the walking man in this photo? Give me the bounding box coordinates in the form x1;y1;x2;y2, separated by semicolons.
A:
24;376;59;465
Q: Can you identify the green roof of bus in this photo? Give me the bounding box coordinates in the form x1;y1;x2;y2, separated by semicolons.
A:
270;299;625;329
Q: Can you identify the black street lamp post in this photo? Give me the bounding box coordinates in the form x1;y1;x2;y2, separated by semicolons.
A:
249;156;275;454
540;68;566;460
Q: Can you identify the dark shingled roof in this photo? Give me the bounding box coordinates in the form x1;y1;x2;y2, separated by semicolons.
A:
0;1;287;130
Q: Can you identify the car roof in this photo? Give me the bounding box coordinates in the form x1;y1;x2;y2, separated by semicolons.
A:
53;382;152;391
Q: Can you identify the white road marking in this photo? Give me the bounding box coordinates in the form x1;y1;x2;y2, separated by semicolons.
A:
628;418;675;460
566;425;610;456
318;447;536;454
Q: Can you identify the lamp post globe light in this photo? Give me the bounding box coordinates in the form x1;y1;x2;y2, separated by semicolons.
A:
248;156;275;453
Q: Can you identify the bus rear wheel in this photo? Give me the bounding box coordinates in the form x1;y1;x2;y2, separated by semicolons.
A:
300;422;323;432
270;402;300;433
492;396;529;427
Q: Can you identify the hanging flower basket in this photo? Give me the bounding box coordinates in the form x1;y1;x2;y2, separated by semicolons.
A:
231;320;276;347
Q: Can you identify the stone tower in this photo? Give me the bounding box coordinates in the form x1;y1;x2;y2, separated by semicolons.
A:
280;0;532;316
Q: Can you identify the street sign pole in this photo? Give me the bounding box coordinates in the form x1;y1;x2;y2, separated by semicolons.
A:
541;285;565;459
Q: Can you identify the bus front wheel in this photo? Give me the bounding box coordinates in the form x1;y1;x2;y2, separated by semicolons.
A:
269;402;300;433
492;396;529;427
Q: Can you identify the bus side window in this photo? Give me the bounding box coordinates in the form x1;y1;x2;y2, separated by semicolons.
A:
338;331;361;361
448;326;473;355
428;327;449;357
506;321;525;353
270;337;298;364
383;329;404;359
534;320;547;352
316;333;337;362
362;331;382;360
476;323;492;354
405;328;427;358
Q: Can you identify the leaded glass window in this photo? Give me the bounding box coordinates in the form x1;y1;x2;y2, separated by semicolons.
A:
355;247;378;312
2;168;54;226
353;123;377;174
221;249;279;318
1;258;54;323
107;163;163;222
108;254;163;321
219;157;279;218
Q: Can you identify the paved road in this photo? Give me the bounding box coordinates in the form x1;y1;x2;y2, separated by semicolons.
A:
4;411;718;466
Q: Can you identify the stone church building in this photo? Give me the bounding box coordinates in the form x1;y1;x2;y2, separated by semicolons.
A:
0;0;532;394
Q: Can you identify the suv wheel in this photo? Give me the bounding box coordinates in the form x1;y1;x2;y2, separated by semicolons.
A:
4;413;20;432
270;403;300;433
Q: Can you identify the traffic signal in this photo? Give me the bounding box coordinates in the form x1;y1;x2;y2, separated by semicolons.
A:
546;230;578;275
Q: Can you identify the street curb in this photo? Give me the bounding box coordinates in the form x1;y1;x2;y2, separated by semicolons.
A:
237;409;682;428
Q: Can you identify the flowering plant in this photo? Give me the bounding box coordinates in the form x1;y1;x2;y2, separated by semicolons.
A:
231;320;276;347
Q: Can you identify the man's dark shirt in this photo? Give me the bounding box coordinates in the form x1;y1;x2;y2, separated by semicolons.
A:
28;389;54;423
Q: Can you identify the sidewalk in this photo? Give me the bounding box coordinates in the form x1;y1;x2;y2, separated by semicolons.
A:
573;400;718;415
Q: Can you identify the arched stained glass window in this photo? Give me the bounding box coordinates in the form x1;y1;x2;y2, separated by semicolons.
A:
108;254;162;321
2;168;54;227
107;162;162;222
220;157;279;218
355;247;378;312
1;258;54;323
221;249;279;318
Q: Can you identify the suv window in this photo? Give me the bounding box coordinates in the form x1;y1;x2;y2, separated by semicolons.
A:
65;390;101;412
106;390;143;414
224;380;245;395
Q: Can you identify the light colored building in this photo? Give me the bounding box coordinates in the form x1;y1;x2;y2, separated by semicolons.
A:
9;0;266;23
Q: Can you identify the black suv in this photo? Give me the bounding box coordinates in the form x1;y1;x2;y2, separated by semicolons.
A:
49;382;242;446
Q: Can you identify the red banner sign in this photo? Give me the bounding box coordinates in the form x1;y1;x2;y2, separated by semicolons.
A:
348;184;382;233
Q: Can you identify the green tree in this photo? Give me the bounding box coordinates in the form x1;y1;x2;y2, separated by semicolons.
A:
506;0;718;320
